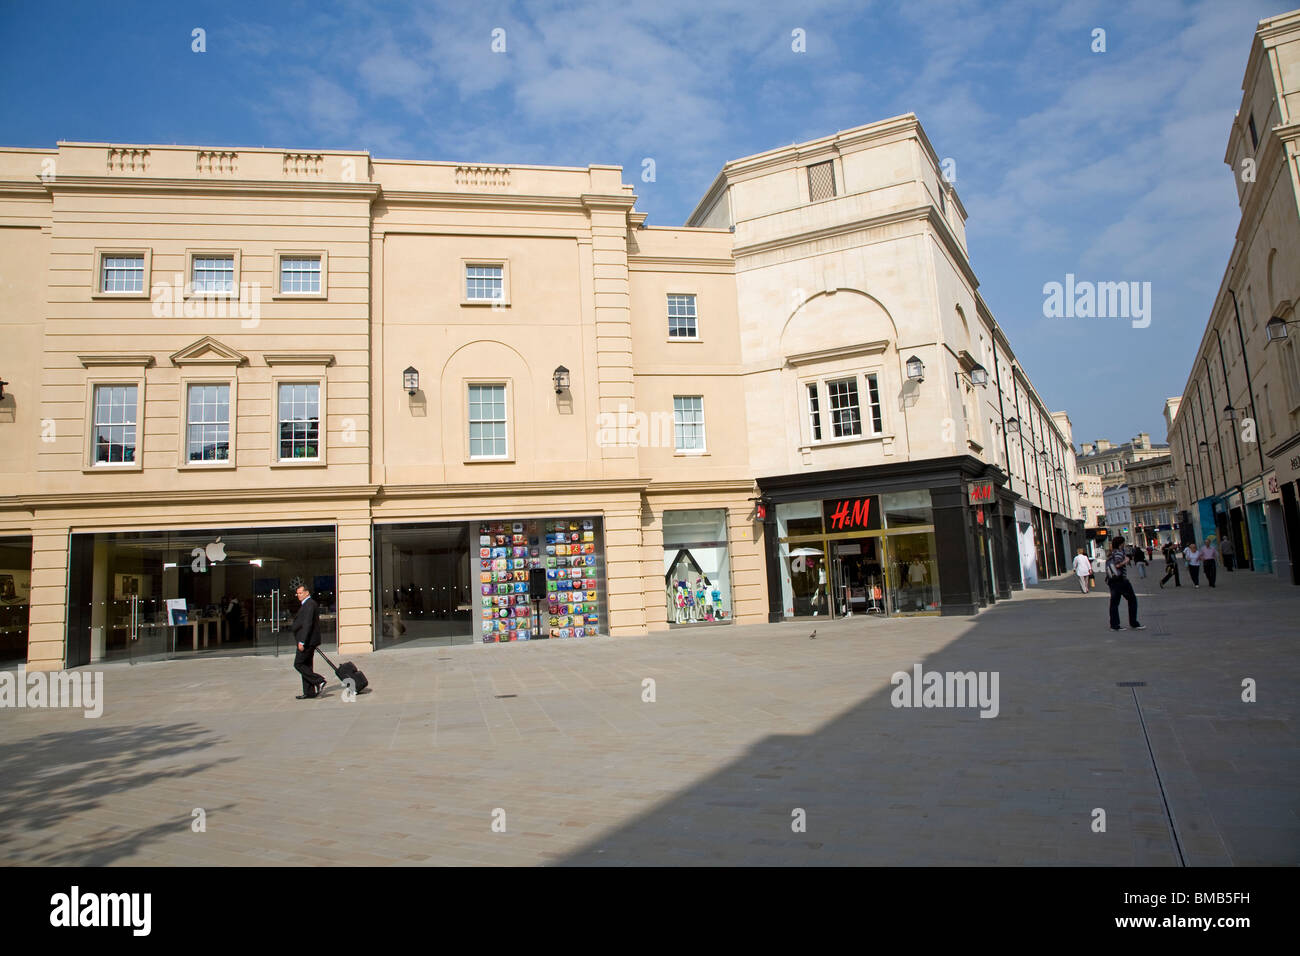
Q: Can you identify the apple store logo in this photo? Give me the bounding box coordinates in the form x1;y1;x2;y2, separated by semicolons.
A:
190;537;226;573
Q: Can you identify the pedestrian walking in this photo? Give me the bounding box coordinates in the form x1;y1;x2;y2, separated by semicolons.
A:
1183;540;1202;587
1073;547;1092;593
1132;543;1148;579
1105;537;1145;632
1159;541;1181;588
292;583;327;699
1199;539;1219;588
1146;544;1154;562
1220;534;1235;571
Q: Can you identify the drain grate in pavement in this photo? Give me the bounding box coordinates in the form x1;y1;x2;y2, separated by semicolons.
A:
495;694;518;698
1117;681;1146;687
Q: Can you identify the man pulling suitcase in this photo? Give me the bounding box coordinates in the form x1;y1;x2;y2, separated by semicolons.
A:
292;583;327;699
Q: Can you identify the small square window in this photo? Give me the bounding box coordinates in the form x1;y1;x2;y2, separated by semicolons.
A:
667;294;698;338
280;256;321;294
101;255;145;293
192;255;235;294
466;264;504;302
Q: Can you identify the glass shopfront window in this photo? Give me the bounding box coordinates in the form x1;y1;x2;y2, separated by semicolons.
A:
775;489;941;617
66;526;338;666
663;509;732;625
0;536;33;666
373;516;607;648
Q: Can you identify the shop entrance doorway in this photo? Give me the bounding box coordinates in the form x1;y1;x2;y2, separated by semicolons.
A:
830;538;885;616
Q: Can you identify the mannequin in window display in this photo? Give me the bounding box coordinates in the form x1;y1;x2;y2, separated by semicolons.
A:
694;578;706;621
684;583;695;620
710;581;723;619
674;582;688;623
701;577;714;621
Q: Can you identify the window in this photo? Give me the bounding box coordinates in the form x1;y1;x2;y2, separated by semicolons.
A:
465;264;504;302
827;377;861;438
807;161;836;201
93;385;138;465
101;254;144;293
187;384;230;462
277;383;320;460
279;256;321;294
1248;113;1258;150
865;373;883;432
192;255;235;294
673;395;706;452
939;187;946;216
806;383;822;441
1263;385;1275;436
667;294;698;339
468;384;508;458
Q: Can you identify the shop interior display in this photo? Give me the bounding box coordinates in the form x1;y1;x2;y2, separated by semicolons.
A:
479;518;601;642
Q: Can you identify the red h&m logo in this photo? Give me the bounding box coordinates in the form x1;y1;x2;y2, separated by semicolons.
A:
829;497;870;531
969;483;994;504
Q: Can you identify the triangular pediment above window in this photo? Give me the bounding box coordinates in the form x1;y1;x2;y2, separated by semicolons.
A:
170;337;248;366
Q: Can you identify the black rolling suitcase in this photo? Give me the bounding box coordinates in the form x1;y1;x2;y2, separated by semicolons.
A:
316;647;369;694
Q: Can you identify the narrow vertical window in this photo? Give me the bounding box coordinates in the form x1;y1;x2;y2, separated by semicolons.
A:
673;396;705;452
278;383;320;460
468;384;508;458
667;294;698;338
866;373;883;433
187;384;231;462
806;383;821;441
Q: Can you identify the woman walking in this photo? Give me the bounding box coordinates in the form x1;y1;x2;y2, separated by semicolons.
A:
1073;548;1093;593
1220;534;1235;571
1183;540;1202;587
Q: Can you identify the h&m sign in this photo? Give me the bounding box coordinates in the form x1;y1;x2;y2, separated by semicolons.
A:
824;495;881;532
968;483;994;504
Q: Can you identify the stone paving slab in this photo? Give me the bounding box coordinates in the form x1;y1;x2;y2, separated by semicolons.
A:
0;567;1296;865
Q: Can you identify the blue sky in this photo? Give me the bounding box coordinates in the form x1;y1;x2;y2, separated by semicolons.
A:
0;0;1283;449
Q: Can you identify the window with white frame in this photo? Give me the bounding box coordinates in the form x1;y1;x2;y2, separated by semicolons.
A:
187;384;231;462
806;383;822;441
92;385;138;465
827;377;862;438
101;254;145;293
468;384;508;458
280;256;321;294
192;255;235;294
673;395;705;452
667;294;698;338
465;264;504;302
277;382;320;460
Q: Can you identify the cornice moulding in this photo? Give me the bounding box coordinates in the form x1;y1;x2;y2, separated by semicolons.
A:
785;340;890;367
5;484;381;510
78;354;155;368
43;176;380;199
264;352;335;366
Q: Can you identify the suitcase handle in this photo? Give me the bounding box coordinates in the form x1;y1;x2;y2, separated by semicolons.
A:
314;646;339;673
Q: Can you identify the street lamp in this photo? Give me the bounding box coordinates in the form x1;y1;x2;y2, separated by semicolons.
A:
1223;403;1237;421
1265;315;1298;342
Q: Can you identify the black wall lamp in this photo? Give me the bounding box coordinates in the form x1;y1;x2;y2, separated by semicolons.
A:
403;366;419;395
553;365;570;394
905;355;925;382
0;378;7;400
1265;315;1297;342
1004;415;1020;433
1223;403;1237;421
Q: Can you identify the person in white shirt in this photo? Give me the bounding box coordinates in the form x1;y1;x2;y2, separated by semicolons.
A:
1183;541;1202;587
1072;548;1093;593
1199;540;1218;588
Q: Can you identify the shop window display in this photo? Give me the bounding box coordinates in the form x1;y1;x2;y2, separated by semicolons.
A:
887;531;940;612
662;508;732;625
478;517;604;642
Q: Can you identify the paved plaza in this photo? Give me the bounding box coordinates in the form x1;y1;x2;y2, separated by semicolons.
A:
1;565;1296;866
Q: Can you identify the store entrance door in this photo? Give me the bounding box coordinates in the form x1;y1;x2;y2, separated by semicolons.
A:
830;538;886;617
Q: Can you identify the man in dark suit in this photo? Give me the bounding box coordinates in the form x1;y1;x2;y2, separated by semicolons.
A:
292;584;327;699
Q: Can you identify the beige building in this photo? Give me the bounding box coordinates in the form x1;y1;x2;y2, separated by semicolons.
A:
1124;455;1177;547
1076;433;1169;480
1168;8;1300;585
0;114;1080;670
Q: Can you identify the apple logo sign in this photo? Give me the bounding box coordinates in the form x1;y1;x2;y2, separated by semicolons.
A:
205;537;226;563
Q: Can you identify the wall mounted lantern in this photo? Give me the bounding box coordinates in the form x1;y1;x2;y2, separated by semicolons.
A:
0;378;7;400
956;363;988;387
1223;403;1237;421
553;365;570;394
403;366;419;395
1265;315;1296;342
905;356;925;382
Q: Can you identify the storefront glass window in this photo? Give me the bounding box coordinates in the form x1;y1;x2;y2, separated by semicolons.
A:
777;501;823;538
66;526;337;665
373;523;473;647
663;509;731;624
881;489;933;528
885;532;941;613
779;540;829;618
0;536;32;666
